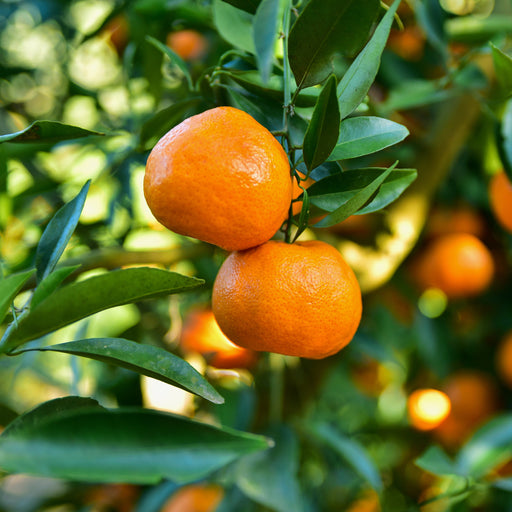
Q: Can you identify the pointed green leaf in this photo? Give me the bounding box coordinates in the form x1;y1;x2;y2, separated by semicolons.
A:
139;98;204;151
146;36;193;90
310;422;382;491
0;397;271;484
456;414;512;479
31;265;81;310
310;164;397;227
338;0;401;119
14;338;223;404
288;0;379;89
0;121;103;144
213;0;255;53
253;0;281;84
328;116;409;161
0;270;35;324
415;445;460;477
491;44;512;95
303;74;340;172
236;426;303;512
2;267;204;352
35;181;90;283
221;0;261;14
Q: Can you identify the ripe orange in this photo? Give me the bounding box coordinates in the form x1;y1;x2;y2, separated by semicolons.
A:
180;308;256;369
407;388;451;431
489;170;512;232
413;233;494;298
212;240;362;359
166;29;208;61
496;330;512;388
144;107;292;251
161;484;224;512
433;371;499;447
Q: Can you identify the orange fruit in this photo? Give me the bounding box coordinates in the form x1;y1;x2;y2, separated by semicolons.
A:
166;29;208;61
161;484;224;512
180;308;256;369
212;240;362;359
496;330;512;388
144;107;292;251
489;170;512;233
425;205;485;239
407;388;451;431
413;233;494;298
434;371;499;447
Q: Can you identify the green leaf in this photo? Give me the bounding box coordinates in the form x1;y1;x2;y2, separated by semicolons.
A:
337;0;401;119
356;168;416;214
456;414;512;479
0;121;103;144
496;99;512;182
35;181;90;283
15;338;223;404
213;0;255;53
310;163;397;227
145;36;193;90
236;425;303;512
253;0;281;84
0;397;271;484
1;267;204;352
31;265;81;310
445;15;512;43
139;98;204;151
310;422;382;491
221;0;261;14
328;116;409;161
303;74;340;172
288;0;379;89
0;270;35;324
491;44;512;95
415;445;460;477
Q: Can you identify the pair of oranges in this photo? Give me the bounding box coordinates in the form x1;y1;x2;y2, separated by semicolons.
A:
144;106;362;360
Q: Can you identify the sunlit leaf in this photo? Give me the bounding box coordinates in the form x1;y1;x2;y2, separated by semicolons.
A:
303;74;340;172
338;0;401;119
0;397;271;484
415;445;460;476
213;0;255;53
456;414;512;479
253;0;281;83
2;268;204;352
491;44;512;95
327;116;409;161
35;181;90;283
310;163;397;227
14;338;224;404
288;0;379;89
310;422;382;491
236;425;304;512
0;270;35;324
0;121;103;144
146;36;193;89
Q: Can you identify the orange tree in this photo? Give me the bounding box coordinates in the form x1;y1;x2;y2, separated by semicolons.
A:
1;0;512;511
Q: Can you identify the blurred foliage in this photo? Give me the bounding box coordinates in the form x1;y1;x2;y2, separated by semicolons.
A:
1;0;512;511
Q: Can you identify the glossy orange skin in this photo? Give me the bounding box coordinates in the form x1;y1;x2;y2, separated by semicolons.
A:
212;240;362;359
161;484;224;512
144;107;292;251
496;331;512;388
180;309;256;369
166;29;208;61
489;171;512;233
414;233;494;298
